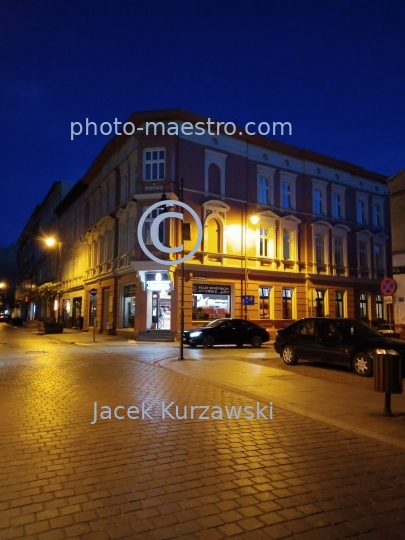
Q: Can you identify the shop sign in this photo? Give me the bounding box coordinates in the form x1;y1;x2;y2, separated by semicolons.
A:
193;285;231;295
146;280;171;291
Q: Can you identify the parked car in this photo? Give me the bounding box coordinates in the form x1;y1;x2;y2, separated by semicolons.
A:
274;317;405;377
183;318;270;348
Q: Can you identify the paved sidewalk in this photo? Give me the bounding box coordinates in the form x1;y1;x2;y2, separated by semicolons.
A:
161;357;405;450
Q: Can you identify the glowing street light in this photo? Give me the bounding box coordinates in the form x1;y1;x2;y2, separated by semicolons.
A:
45;237;56;247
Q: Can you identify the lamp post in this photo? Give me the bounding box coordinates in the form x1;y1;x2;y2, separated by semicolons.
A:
45;237;62;322
159;178;185;360
244;208;259;319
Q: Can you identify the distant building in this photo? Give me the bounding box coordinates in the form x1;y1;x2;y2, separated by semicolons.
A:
52;109;391;339
0;244;18;313
15;181;73;321
387;168;405;337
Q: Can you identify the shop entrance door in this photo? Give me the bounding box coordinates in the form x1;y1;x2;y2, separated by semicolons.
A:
152;291;171;330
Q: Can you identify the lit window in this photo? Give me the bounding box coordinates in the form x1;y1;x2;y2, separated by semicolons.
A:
282;288;293;319
144;149;165;181
335;291;344;317
259;227;269;257
359;293;368;319
283;230;292;260
259;287;270;319
315;234;325;264
334;237;344;266
376;294;383;319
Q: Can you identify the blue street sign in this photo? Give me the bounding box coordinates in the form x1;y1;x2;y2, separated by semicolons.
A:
242;295;255;305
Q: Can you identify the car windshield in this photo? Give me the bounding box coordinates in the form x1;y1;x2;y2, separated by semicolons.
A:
335;320;381;337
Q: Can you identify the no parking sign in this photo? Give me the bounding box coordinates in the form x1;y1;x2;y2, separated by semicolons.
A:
380;277;396;296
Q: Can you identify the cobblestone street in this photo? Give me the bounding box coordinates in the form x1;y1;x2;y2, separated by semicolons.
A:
1;324;405;539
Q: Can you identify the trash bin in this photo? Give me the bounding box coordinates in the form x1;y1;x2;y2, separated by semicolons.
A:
106;322;114;335
374;352;402;394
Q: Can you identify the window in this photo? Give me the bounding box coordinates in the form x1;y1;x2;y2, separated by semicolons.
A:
359;241;368;269
331;185;346;219
259;227;269;257
192;284;231;321
259;287;270;319
123;285;136;328
144;149;165;181
121;174;129;202
335;291;344;317
281;182;291;209
356;193;368;224
374;244;383;271
283;229;292;260
359;293;368;319
315;234;325;264
282;288;293;319
314;189;323;215
332;194;341;218
142;208;164;246
376;294;383;320
372;199;384;227
334;237;344;266
258;177;270;205
357;200;365;224
280;172;296;210
315;290;325;317
118;224;127;255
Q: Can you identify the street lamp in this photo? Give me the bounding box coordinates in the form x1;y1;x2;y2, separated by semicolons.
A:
244;210;259;319
45;237;62;322
159;179;185;360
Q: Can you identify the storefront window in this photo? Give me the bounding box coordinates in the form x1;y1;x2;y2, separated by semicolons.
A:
376;294;383;320
123;285;136;328
192;284;230;321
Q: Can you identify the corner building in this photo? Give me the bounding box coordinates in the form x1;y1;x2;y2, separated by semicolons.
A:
55;109;391;339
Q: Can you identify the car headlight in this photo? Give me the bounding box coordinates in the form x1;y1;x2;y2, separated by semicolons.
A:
375;349;399;355
190;331;202;338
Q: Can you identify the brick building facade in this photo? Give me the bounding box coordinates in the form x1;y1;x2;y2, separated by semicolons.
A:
46;109;391;339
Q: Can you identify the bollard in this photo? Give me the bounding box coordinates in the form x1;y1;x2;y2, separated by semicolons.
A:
374;351;402;416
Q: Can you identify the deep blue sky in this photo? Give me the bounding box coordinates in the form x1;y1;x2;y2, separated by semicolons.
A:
1;0;404;247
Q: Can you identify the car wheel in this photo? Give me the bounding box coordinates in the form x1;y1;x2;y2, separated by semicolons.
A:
352;352;373;377
202;335;214;348
236;343;244;347
251;335;262;348
282;345;298;365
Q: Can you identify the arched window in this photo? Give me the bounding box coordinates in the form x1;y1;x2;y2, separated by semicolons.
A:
208;163;221;195
206;218;221;254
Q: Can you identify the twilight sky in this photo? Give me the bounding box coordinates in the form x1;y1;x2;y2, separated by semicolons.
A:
1;0;404;247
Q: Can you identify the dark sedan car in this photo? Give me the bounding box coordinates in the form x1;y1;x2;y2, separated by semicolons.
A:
274;317;405;377
184;318;270;348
